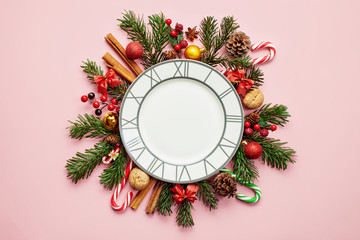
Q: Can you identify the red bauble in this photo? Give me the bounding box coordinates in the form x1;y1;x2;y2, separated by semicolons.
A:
244;142;262;159
254;124;261;130
126;42;143;60
259;128;269;137
166;19;172;25
81;95;88;102
115;106;120;112
244;121;251;128
100;95;107;102
174;44;181;51
170;30;177;37
93;101;100;108
108;104;115;111
244;128;253;136
110;98;118;105
180;39;188;49
271;125;277;131
175;23;183;32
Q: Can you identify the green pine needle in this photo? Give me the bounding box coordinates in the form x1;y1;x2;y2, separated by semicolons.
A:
246;65;264;88
233;147;259;183
81;59;103;83
196;180;218;211
156;182;174;216
99;148;127;190
175;199;194;228
66;142;113;183
254;103;291;128
67;114;113;140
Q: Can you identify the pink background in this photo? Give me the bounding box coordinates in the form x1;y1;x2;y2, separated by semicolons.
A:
1;0;360;239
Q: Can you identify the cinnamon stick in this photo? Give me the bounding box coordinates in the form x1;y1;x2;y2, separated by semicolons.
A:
102;52;136;82
146;181;163;214
105;33;143;76
130;178;157;210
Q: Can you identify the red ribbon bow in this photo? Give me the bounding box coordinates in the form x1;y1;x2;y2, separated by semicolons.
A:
224;68;254;97
170;184;199;205
94;69;123;97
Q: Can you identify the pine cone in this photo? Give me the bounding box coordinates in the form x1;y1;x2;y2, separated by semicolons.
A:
213;172;237;198
247;112;260;125
164;50;177;60
103;134;120;145
225;31;251;58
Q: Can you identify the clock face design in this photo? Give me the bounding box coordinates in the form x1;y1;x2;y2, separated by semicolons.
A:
119;59;244;183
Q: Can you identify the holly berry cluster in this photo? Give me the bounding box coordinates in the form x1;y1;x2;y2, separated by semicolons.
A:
244;121;277;137
166;18;188;51
81;92;120;116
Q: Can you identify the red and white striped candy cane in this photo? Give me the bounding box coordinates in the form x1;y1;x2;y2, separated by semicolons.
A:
250;41;276;65
111;160;133;211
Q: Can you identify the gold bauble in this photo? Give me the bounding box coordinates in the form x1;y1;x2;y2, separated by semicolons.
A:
184;45;206;60
103;112;119;131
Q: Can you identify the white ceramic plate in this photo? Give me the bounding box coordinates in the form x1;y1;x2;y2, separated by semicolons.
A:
119;59;244;183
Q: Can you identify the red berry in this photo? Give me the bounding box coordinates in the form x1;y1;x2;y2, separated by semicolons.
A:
174;44;181;51
254;124;261;130
81;95;88;102
244;121;251;128
110;98;118;104
170;30;178;37
175;23;183;32
244;128;253;136
93;101;100;108
271;125;277;131
100;95;107;102
259;128;269;137
180;39;188;49
108;104;115;111
116;107;120;112
166;19;172;25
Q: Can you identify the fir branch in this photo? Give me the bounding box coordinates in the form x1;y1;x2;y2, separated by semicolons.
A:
156;182;174;216
118;11;168;69
81;59;103;83
207;55;252;69
67;114;113;140
107;80;130;101
249;132;296;170
175;199;194;228
254;103;291;128
199;16;218;53
233;147;259;183
66;142;113;183
196;180;218;211
246;65;264;87
99;148;127;190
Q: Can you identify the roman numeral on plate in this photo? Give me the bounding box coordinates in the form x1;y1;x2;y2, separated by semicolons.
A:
127;91;144;105
122;117;137;129
144;69;162;88
226;115;242;123
126;137;141;151
219;137;237;157
219;88;232;99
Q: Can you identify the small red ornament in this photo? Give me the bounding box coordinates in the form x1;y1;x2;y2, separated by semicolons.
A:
174;44;181;51
259;128;269;137
170;30;177;37
254;124;261;130
110;98;118;105
180;39;188;49
175;23;183;32
126;42;143;60
107;104;115;111
81;95;88;102
100;95;107;102
93;101;100;108
244;127;253;136
244;142;263;159
166;19;172;25
115;107;120;112
244;121;251;128
271;125;277;131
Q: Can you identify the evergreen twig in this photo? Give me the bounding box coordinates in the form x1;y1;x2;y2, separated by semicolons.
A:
196;180;218;211
99;148;127;190
254;103;291;128
156;182;174;216
233;147;259;183
175;199;194;228
66;142;113;183
118;10;168;69
81;59;103;83
68;114;113;140
246;65;264;87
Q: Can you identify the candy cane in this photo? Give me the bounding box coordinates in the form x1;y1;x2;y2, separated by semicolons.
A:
111;160;133;211
220;168;262;203
250;41;276;65
102;145;121;164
